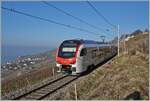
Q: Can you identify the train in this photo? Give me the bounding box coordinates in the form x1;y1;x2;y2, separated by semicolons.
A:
56;39;117;75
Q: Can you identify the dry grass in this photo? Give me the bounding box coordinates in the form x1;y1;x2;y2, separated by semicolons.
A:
61;54;148;100
56;33;149;100
1;61;57;96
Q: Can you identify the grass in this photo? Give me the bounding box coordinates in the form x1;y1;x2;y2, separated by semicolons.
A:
62;54;148;100
1;61;57;96
55;32;149;100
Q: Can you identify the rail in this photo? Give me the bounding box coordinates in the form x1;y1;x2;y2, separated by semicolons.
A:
2;73;78;100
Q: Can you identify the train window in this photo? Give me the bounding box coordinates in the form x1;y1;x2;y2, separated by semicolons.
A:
80;48;87;56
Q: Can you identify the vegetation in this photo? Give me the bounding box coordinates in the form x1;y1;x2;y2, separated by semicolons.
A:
53;31;149;100
1;61;56;96
131;29;143;36
144;28;149;32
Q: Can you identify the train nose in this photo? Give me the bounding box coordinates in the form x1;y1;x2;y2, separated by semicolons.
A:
57;57;76;65
69;58;76;64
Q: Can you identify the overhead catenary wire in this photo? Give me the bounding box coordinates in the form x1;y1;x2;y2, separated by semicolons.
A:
2;6;102;36
87;1;116;29
2;6;113;40
42;1;109;34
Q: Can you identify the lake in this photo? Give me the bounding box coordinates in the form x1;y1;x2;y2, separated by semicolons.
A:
1;45;55;64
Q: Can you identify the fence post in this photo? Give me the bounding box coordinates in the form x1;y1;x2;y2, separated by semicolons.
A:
74;83;78;100
26;78;31;88
52;67;55;77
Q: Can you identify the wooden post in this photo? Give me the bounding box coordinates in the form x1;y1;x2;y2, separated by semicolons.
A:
74;83;78;100
52;67;55;76
26;78;31;87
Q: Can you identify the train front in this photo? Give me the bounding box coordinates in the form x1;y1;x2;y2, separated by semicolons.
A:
56;40;80;75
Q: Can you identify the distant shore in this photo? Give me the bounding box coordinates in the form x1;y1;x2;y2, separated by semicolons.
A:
1;45;56;64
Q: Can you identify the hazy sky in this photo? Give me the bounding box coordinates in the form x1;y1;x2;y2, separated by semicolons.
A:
2;1;149;48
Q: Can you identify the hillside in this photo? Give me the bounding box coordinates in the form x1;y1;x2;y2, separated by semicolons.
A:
47;32;149;100
2;32;149;100
1;49;57;96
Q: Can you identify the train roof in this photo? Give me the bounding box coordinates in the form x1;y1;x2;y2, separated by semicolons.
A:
62;39;111;46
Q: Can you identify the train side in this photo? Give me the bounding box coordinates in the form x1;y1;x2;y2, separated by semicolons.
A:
56;39;117;75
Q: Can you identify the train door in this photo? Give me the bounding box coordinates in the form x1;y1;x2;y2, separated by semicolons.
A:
79;48;87;71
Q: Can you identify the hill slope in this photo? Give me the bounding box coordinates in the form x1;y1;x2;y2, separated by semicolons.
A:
49;32;149;100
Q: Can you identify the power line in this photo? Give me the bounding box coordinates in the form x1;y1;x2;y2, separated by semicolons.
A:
87;1;116;28
42;1;109;34
2;6;100;36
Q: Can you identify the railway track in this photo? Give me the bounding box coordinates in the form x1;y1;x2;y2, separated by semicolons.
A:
3;55;117;100
5;74;78;100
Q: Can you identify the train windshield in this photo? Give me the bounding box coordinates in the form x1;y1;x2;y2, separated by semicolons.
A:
58;40;80;58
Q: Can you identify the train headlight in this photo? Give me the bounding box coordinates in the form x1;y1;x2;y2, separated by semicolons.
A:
70;58;76;64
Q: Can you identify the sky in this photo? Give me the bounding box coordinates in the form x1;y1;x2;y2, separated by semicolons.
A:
2;1;149;49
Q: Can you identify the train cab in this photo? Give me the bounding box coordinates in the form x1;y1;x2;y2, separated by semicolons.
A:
56;40;81;75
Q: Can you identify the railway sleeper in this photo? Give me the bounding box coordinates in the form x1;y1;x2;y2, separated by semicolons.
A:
42;87;55;91
35;90;50;94
21;95;39;100
39;88;51;91
33;92;46;96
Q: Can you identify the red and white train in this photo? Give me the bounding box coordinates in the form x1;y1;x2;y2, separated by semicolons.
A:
56;39;117;75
